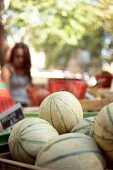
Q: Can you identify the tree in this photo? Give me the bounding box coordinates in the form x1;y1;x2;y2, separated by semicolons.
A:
2;0;113;68
95;0;113;35
0;0;10;67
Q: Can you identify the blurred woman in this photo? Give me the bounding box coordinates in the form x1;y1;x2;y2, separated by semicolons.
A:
1;42;32;107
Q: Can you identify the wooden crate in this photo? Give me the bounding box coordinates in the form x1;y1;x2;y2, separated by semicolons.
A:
80;98;113;112
0;152;112;170
0;152;51;170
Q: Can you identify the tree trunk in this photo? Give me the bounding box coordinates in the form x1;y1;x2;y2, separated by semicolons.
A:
0;21;9;68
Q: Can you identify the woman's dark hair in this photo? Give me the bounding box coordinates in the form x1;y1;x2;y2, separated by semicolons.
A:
9;42;32;82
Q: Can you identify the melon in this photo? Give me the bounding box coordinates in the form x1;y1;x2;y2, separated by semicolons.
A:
71;116;96;137
39;91;83;134
35;133;106;170
8;117;59;164
94;102;113;160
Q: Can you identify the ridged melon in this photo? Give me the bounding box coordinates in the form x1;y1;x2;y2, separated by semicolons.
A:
8;117;59;164
39;91;83;134
35;133;106;170
94;102;113;160
71;116;96;137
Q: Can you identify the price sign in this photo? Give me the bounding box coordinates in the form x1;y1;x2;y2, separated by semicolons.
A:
0;103;24;132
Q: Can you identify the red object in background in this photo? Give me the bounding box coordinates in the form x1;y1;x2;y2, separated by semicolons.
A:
0;80;15;113
96;73;113;88
27;86;50;106
48;78;87;99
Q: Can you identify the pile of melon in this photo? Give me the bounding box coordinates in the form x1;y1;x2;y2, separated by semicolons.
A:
8;91;113;170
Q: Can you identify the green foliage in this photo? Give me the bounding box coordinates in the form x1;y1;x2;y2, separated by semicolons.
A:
95;0;113;34
79;28;104;58
2;0;113;68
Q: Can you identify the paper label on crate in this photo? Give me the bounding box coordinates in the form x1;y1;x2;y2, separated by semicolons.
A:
0;103;24;132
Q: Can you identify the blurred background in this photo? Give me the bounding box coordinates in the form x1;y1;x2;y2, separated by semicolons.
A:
0;0;113;84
